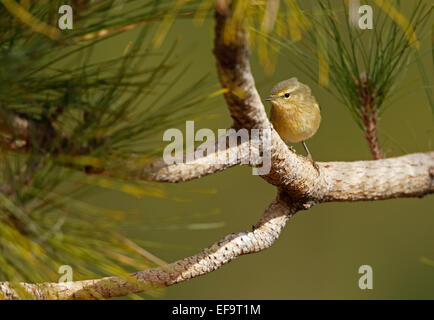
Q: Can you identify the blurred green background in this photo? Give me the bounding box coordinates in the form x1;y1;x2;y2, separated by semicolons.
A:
81;7;434;299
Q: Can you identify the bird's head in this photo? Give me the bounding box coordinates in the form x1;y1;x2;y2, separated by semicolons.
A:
264;77;317;109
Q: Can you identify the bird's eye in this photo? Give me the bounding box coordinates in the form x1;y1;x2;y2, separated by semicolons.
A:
284;93;291;98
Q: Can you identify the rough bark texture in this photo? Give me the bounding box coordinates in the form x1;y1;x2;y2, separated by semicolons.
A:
0;198;293;299
214;10;269;130
0;2;433;299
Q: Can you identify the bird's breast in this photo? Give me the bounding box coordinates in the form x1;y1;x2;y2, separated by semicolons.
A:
270;104;321;143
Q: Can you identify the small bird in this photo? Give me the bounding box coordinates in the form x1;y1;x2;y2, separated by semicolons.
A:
265;77;321;169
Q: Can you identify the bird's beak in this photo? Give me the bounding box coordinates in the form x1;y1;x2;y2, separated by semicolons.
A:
264;96;277;101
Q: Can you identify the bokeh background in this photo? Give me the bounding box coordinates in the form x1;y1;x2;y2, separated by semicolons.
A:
81;3;434;299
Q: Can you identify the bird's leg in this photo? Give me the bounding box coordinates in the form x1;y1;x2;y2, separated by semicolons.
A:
302;141;319;173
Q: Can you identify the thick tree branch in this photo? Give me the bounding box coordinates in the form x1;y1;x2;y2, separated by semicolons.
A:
145;130;261;182
0;197;294;299
320;152;434;201
214;9;269;129
141;130;433;203
264;136;434;204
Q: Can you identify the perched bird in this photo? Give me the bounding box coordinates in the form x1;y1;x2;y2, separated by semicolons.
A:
265;77;321;169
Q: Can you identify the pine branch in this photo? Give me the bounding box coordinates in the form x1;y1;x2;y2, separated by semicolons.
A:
0;196;293;299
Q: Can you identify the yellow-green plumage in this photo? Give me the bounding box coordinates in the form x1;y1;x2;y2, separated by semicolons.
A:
267;77;321;143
